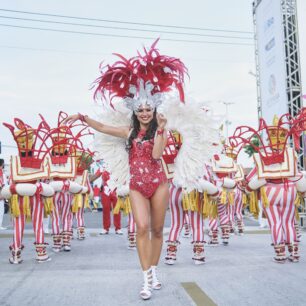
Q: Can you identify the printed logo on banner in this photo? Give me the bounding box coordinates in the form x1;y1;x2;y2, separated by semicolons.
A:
268;74;276;95
265;37;275;52
264;17;274;32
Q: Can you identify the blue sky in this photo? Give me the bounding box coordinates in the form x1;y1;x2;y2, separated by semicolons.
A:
0;0;305;166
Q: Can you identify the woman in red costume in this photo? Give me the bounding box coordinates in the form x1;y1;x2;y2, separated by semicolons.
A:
64;40;187;300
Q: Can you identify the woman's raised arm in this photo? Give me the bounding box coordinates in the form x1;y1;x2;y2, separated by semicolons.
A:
152;113;168;159
63;114;130;139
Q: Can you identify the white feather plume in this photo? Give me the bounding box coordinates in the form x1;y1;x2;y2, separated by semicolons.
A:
93;103;131;189
160;97;222;192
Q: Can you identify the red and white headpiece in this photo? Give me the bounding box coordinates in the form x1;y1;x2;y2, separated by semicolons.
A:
229;114;303;165
3;118;49;169
39;111;93;165
93;39;188;111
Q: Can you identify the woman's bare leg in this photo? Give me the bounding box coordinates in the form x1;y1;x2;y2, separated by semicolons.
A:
129;190;151;270
150;183;169;266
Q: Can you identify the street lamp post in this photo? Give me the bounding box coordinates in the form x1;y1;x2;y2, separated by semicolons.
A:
220;101;235;141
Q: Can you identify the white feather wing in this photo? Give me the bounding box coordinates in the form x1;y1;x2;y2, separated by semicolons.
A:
161;97;222;191
94;105;130;189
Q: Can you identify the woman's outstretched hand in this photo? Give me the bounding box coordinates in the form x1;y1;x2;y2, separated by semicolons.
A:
62;114;80;126
156;113;167;130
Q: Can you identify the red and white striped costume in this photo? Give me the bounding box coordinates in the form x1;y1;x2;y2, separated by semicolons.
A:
165;184;206;264
74;197;85;226
234;186;245;234
167;186;204;243
52;190;72;235
11;193;46;259
128;211;136;233
72;177;92;240
51;181;73;252
227;186;245;234
210;174;232;245
263;182;297;245
167;185;184;243
246;165;300;263
4;179;54;264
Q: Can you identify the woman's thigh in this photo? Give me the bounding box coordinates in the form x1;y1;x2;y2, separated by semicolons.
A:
150;183;169;229
129;189;151;229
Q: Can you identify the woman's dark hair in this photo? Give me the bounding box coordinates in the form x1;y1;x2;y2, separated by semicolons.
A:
126;109;158;152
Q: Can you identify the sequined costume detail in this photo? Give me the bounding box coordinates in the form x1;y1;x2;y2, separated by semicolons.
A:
129;130;167;198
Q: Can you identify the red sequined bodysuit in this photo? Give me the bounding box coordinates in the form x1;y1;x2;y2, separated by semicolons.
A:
129;130;167;198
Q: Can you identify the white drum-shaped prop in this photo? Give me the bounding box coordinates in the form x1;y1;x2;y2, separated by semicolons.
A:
38;183;55;197
222;178;236;190
0;186;12;199
69;181;83;194
295;172;306;193
248;175;266;191
49;180;65;192
197;179;218;195
1;183;37;199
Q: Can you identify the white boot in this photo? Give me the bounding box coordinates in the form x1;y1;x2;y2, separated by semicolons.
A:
139;269;152;300
151;265;162;290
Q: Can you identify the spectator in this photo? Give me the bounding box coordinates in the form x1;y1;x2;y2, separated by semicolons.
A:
93;184;101;209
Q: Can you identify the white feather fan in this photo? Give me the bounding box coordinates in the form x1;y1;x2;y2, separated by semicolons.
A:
93;103;131;189
160;97;222;192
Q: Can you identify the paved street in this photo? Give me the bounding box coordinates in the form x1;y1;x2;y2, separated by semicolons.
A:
0;211;305;306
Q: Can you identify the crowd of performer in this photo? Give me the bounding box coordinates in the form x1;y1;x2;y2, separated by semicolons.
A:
0;112;304;265
0;40;305;301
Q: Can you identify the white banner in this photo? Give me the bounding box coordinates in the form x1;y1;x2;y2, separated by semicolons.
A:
256;0;287;124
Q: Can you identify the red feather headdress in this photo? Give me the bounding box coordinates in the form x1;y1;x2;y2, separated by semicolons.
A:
93;39;188;110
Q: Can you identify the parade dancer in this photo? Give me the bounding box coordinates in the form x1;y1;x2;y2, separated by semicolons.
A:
2;118;54;263
64;40;189;300
230;114;306;263
163;127;220;265
165;184;209;265
226;146;246;236
210;150;237;246
42;112;85;252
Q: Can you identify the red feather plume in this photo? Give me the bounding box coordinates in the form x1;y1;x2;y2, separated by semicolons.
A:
93;39;188;106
